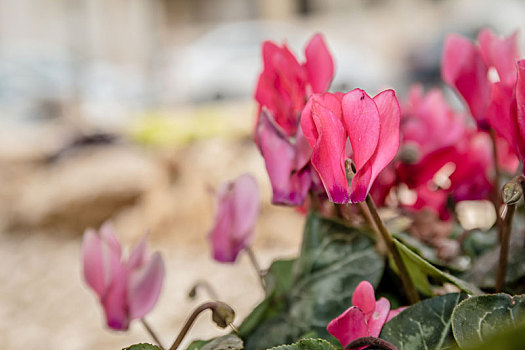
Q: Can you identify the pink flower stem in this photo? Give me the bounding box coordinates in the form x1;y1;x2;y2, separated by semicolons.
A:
365;194;419;304
141;318;165;350
345;336;398;350
245;246;266;291
489;128;503;232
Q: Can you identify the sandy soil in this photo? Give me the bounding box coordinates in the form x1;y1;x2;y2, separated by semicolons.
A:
0;128;305;349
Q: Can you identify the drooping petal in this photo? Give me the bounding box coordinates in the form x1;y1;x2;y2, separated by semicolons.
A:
82;229;106;298
99;222;122;258
128;252;165;319
102;262;129;330
442;34;491;129
230;174;260;244
302;94;349;203
209;183;237;262
327;307;368;348
487;82;522;158
516;60;525;161
127;234;148;271
478;29;520;86
366;90;401;191
365;297;390;338
342;89;381;170
304;33;334;93
351;281;376;315
257;110;311;205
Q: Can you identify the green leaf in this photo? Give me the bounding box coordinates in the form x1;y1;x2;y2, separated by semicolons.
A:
200;335;243;350
393;239;482;296
241;212;385;350
451;294;525;349
451;320;525;350
380;293;467;350
123;344;161;350
268;338;337;350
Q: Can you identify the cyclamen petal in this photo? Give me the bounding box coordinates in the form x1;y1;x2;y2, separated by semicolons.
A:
302;93;349;203
256;110;311;205
327;307;368;348
208;174;260;263
351;281;376;315
478;29;520;86
82;229;107;298
128;252;165;319
516;60;525;160
442;34;491;129
342;89;399;203
304;33;334;93
366;297;390;338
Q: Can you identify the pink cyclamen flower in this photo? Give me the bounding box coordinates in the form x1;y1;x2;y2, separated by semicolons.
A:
442;29;520;130
255;33;334;137
327;281;405;348
254;34;333;205
82;223;165;330
301;89;400;204
209;174;260;263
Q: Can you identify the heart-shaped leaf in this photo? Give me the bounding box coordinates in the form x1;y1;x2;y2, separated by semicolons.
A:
269;338;337;350
380;293;467;350
451;294;525;349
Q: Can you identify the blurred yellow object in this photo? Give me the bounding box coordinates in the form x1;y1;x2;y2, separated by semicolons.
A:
129;101;255;147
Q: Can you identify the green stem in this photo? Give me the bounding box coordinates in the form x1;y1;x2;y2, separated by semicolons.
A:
365;195;420;304
141;318;165;350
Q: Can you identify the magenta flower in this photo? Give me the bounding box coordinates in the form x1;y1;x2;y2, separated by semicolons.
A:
82;223;165;330
442;29;520;130
301;89;401;204
255;33;334;137
208;174;260;263
327;281;405;348
254;34;333;205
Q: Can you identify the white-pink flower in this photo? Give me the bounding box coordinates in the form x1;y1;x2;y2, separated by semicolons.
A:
82;223;165;330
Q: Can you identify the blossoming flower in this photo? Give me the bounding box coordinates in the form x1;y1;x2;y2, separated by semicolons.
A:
208;174;260;263
301;88;400;203
82;223;165;330
327;281;406;348
254;34;334;206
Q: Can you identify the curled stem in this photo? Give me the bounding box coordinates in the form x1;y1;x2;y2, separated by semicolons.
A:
141;318;165;350
365;194;419;304
345;336;399;350
496;203;517;292
245;246;266;291
169;301;235;350
188;280;219;300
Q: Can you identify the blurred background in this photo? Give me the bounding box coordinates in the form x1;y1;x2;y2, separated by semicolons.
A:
1;0;525;348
